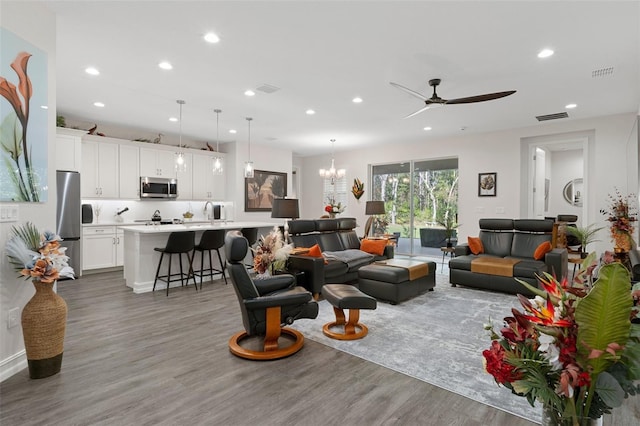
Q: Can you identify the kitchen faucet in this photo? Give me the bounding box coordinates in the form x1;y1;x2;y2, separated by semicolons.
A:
203;201;214;223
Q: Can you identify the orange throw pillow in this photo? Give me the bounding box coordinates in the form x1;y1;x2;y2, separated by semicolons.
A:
468;237;484;255
534;241;553;260
360;239;387;256
306;244;322;258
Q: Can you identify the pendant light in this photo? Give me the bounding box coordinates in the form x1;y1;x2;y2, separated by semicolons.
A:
244;117;254;178
212;109;223;175
174;100;187;172
319;139;345;184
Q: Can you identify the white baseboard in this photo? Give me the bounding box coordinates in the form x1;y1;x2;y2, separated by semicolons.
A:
0;350;27;382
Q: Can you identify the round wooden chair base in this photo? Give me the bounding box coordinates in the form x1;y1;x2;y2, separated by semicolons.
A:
323;321;368;340
228;328;305;360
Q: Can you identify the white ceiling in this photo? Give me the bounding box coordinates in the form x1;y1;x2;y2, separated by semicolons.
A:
44;1;640;157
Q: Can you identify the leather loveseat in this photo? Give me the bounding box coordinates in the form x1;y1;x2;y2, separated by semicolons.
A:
287;217;394;296
448;218;567;296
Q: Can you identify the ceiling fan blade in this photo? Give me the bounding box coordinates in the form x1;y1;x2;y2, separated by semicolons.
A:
390;82;428;101
403;105;431;119
445;90;516;105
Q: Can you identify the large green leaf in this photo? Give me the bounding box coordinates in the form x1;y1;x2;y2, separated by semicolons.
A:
594;371;625;407
575;263;633;375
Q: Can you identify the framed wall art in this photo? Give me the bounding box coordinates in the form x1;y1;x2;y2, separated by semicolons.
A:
245;170;287;212
478;172;497;197
0;28;49;202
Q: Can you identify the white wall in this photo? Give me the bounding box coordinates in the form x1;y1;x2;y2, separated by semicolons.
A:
0;2;57;381
549;149;583;221
299;112;639;253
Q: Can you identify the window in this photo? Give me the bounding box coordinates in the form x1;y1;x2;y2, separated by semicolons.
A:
323;177;348;211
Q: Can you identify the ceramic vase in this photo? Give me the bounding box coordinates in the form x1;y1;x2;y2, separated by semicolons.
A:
21;280;68;379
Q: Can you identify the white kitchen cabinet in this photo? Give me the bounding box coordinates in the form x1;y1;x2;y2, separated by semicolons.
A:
175;153;193;200
192;152;226;199
55;128;85;172
115;227;125;266
119;144;140;199
140;147;177;178
81;139;119;198
82;226;117;270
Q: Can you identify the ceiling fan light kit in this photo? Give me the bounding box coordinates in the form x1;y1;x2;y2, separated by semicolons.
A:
390;78;516;119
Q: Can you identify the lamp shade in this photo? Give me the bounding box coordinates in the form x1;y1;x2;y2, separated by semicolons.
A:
271;198;300;219
365;201;385;215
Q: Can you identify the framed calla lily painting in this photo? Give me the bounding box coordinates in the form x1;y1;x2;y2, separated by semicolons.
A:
0;28;48;202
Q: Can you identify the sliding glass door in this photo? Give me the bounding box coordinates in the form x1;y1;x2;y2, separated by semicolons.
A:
372;158;458;256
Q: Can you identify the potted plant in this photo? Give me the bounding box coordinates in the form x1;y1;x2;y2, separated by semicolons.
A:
566;223;605;258
483;263;640;425
437;215;459;248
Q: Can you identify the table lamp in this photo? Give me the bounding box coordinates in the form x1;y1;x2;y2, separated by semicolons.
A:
365;200;385;237
271;198;300;242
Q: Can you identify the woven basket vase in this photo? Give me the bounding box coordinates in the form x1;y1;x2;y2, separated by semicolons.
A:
21;280;68;379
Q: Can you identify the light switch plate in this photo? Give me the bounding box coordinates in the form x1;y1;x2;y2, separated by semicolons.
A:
0;204;19;222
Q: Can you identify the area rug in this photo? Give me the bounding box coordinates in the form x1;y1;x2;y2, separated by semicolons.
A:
291;274;542;423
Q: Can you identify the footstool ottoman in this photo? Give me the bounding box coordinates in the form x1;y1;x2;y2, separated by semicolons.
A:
358;259;436;304
321;284;377;340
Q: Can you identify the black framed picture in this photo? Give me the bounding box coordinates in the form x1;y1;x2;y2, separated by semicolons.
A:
478;172;497;197
244;170;287;212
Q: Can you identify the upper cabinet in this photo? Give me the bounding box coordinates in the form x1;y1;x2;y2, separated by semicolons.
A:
81;137;119;198
55;128;86;172
175;153;193;200
192;152;226;200
140;147;177;178
119;144;140;199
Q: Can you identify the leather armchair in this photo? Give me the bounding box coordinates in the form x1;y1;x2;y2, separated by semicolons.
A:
225;230;318;360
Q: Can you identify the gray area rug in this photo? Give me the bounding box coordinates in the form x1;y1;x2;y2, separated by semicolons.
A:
291;274;542;423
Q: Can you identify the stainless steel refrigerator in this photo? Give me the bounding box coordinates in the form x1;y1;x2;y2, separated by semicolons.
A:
56;170;81;278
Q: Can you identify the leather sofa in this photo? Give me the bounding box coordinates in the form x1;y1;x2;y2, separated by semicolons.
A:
287;217;394;296
448;218;567;296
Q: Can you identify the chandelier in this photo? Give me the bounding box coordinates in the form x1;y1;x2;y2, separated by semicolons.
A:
319;139;345;184
212;109;223;175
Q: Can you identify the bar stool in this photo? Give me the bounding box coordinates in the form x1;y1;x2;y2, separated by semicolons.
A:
193;229;227;288
153;231;197;296
240;228;258;270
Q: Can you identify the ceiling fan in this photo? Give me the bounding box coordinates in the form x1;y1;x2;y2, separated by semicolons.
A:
390;78;516;119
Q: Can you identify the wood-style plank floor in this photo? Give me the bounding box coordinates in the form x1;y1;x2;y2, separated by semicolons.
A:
1;271;637;425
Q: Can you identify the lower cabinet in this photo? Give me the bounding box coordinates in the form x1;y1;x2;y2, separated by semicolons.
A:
82;226;125;270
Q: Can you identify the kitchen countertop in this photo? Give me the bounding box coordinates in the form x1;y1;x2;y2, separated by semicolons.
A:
82;220;212;227
121;221;276;234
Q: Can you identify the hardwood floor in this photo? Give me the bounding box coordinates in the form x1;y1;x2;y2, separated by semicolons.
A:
1;271;637;425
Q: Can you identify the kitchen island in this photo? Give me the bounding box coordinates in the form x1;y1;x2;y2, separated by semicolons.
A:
122;221;276;293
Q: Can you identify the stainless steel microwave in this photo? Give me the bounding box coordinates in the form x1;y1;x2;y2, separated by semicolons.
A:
140;177;178;199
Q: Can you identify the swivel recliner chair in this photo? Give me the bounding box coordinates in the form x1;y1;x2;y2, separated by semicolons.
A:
225;231;319;360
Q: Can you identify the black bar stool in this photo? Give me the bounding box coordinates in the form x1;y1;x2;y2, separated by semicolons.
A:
240;228;258;270
153;231;197;296
193;229;227;288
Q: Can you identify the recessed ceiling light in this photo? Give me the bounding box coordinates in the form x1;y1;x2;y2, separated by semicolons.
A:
352;97;363;103
85;67;100;76
204;32;220;43
306;109;315;115
537;48;554;58
423;126;432;131
244;90;255;96
565;103;577;109
169;117;178;122
229;129;237;134
158;61;173;70
93;102;105;108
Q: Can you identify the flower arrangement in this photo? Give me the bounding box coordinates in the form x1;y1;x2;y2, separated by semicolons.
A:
324;196;345;216
253;226;293;275
483;264;640;425
6;222;74;283
600;189;637;252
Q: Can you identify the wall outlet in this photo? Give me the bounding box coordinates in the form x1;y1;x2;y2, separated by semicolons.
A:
7;307;20;329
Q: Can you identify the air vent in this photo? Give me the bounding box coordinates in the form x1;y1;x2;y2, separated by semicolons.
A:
256;84;280;94
592;67;614;78
536;112;569;122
